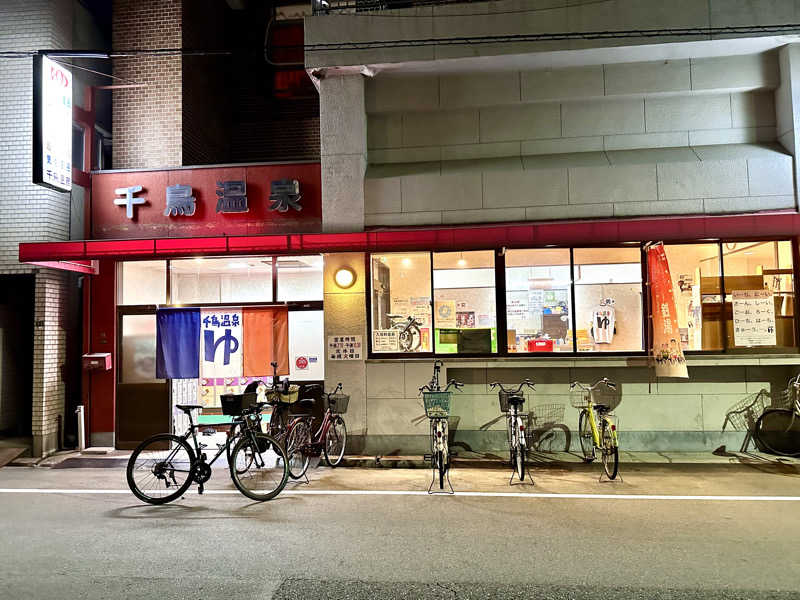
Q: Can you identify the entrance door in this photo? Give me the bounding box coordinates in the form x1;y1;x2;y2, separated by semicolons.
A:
116;313;169;449
0;275;34;438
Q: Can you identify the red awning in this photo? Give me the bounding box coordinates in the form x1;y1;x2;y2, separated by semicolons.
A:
19;211;800;269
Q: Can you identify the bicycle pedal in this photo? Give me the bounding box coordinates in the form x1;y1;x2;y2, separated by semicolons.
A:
423;453;432;461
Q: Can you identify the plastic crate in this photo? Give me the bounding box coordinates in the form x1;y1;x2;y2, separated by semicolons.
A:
422;391;451;418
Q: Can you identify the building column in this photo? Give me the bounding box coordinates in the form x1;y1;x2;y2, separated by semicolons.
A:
319;75;367;233
31;270;69;457
323;253;367;453
776;43;800;206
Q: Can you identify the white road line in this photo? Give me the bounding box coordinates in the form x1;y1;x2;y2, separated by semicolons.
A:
0;488;799;501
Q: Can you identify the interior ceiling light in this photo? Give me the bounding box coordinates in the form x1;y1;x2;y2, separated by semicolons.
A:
457;251;466;268
402;257;411;267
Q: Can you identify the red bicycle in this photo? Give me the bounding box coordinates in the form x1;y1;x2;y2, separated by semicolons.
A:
279;383;349;479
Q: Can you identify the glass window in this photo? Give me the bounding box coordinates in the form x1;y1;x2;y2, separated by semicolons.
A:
573;247;643;353
505;249;572;353
118;261;167;306
289;310;325;380
433;251;497;354
120;314;160;383
370;253;432;353
277;255;323;301
170;257;273;304
722;241;796;349
663;244;723;351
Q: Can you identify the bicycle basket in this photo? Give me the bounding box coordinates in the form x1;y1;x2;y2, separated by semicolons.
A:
569;391;590;410
220;392;258;417
423;391;451;418
498;390;525;413
327;393;350;414
770;385;800;411
266;385;300;405
723;391;767;432
530;403;566;426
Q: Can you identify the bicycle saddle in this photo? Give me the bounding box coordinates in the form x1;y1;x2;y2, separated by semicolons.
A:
175;404;202;413
506;395;525;405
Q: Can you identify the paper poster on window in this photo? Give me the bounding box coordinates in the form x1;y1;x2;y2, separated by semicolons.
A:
410;297;431;326
456;311;475;328
372;330;399;352
200;309;243;378
647;245;688;378
328;335;362;360
732;290;776;347
527;288;544;318
435;300;457;328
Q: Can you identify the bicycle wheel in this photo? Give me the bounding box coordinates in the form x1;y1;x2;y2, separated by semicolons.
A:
323;415;347;467
753;409;800;456
578;409;594;462
516;435;525;481
286;421;311;479
127;434;195;505
600;421;619;480
437;449;445;489
229;433;289;501
226;421;243;469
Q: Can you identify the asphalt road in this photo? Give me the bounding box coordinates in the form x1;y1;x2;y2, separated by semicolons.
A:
1;462;799;599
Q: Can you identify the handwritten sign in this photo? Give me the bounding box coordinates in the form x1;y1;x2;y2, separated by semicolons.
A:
732;290;776;347
328;335;362;360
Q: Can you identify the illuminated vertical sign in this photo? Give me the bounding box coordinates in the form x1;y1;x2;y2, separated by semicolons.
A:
33;55;73;192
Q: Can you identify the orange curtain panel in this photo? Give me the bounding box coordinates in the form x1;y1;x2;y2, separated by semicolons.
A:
242;306;289;376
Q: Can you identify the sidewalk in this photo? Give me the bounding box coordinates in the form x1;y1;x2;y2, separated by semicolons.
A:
9;447;799;470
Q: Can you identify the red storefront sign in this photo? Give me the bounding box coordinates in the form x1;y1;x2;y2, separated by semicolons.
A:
90;163;321;239
647;244;688;378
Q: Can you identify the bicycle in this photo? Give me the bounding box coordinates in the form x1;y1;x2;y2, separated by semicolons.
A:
274;383;350;480
490;379;536;484
126;398;289;504
753;375;800;457
569;378;621;480
388;313;422;352
419;360;463;493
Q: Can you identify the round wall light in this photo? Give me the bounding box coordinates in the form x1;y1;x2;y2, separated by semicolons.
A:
334;267;356;289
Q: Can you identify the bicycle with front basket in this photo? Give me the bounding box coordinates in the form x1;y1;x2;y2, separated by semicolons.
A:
569;377;621;480
277;382;350;480
126;398;289;504
490;379;535;484
419;360;463;493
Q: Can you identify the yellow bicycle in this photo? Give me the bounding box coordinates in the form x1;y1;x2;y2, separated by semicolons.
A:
569;378;621;480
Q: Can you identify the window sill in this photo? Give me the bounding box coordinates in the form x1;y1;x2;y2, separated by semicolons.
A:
365;354;800;368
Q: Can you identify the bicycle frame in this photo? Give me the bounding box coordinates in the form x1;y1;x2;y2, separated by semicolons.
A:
583;398;618;450
182;412;265;469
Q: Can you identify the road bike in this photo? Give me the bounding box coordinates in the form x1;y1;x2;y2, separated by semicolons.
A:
419;360;463;493
753;374;800;457
570;377;621;480
388;313;422;352
490;379;535;483
276;383;350;480
126;399;288;504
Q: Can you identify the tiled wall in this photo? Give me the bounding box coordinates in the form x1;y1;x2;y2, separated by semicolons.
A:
0;0;75;455
362;361;798;454
366;55;779;163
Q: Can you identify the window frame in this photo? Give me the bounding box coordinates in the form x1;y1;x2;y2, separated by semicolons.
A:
365;238;799;359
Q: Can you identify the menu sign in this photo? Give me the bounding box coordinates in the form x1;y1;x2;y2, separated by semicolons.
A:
732;290;776;347
372;330;399;352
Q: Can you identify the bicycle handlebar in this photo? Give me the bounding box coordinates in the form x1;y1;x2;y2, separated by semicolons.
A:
569;377;617;392
489;379;535;394
418;379;463;394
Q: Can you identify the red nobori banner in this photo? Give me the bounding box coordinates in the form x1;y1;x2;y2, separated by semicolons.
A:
647;244;688;378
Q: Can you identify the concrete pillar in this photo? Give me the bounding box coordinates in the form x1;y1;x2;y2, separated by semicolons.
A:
323;253;367;453
775;44;800;206
319;75;367;233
